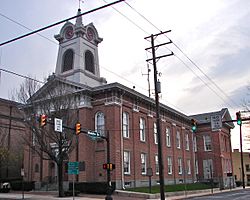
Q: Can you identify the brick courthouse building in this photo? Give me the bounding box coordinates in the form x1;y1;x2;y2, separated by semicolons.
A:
20;9;235;189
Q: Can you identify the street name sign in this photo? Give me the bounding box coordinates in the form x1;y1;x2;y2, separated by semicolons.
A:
211;115;222;131
87;131;102;140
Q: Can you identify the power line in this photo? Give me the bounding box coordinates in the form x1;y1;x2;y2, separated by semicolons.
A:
123;1;239;109
0;67;45;84
0;14;148;95
0;0;125;47
0;13;57;45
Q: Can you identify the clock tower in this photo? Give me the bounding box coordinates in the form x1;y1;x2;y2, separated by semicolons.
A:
54;9;106;87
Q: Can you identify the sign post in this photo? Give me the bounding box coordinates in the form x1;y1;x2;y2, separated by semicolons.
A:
21;168;24;199
68;162;79;200
211;115;222;131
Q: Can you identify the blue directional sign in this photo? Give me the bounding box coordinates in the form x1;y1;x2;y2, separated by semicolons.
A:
68;162;79;175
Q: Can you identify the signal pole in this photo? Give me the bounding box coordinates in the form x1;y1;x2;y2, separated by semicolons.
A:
239;123;245;188
145;31;173;200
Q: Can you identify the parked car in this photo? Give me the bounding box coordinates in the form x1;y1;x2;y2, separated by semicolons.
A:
0;182;11;193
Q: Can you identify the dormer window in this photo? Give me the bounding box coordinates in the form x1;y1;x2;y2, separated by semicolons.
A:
85;50;95;74
62;49;74;72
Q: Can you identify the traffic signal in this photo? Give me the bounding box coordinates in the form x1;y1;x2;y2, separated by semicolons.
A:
236;111;242;125
75;122;81;135
103;163;108;170
191;118;197;132
103;163;115;170
40;114;47;127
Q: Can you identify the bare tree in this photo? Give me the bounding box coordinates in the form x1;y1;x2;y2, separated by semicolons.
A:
14;76;79;197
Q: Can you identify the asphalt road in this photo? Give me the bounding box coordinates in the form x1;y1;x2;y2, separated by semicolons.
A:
184;188;250;200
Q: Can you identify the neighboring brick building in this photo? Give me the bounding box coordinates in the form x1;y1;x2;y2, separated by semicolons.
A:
1;9;235;190
232;149;250;186
0;98;25;181
191;110;235;188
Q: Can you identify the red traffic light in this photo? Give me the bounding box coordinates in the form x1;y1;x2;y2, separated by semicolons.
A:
103;163;108;169
75;122;81;135
40;114;47;127
103;163;115;170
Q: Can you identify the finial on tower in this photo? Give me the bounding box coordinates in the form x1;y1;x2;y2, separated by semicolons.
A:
78;0;84;10
76;4;83;27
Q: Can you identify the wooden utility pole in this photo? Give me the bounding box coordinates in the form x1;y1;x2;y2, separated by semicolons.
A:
145;31;173;200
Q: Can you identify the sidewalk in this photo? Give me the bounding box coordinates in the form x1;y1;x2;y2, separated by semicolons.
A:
0;191;105;200
1;187;247;200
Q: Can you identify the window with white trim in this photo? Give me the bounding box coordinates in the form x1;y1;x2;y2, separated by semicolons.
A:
176;131;181;149
187;159;191;175
203;135;212;151
155;155;159;175
167;156;172;175
95;111;105;136
178;157;182;174
166;128;171;147
139;118;146;142
123;112;129;138
203;159;213;179
141;153;147;175
185;133;190;150
124;151;130;174
154;122;158;144
194;136;197;152
195;159;198;175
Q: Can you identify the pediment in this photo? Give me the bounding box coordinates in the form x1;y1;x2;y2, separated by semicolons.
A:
28;75;89;103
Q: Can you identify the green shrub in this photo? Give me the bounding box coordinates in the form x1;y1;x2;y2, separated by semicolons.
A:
10;181;34;191
70;182;115;194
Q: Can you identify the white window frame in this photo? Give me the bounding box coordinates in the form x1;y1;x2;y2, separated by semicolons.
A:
139;118;146;142
155;155;159;175
95;111;105;136
185;133;190;150
203;159;213;179
124;151;130;175
176;131;181;149
187;159;191;175
194;136;197;152
154;122;158;144
166;128;171;147
178;157;182;174
141;153;147;175
167;156;172;175
123;112;129;138
203;135;212;151
195;159;198;175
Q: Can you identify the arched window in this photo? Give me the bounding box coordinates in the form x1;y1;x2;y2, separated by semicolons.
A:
95;111;105;135
85;50;95;74
62;49;74;72
35;163;39;173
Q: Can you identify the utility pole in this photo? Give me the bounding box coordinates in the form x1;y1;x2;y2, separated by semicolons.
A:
145;31;173;200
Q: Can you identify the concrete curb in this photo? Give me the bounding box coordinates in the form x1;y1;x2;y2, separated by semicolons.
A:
114;187;241;199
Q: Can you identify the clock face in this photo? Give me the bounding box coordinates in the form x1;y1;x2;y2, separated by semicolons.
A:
65;26;74;39
86;27;95;41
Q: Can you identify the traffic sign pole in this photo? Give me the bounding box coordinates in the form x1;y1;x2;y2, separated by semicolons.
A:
105;131;112;200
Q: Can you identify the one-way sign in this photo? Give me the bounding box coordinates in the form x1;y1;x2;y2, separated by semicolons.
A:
211;115;222;131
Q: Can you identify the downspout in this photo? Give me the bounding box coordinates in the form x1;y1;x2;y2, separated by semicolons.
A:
120;95;125;189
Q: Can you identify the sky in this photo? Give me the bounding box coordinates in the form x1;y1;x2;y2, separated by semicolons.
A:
0;0;250;150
